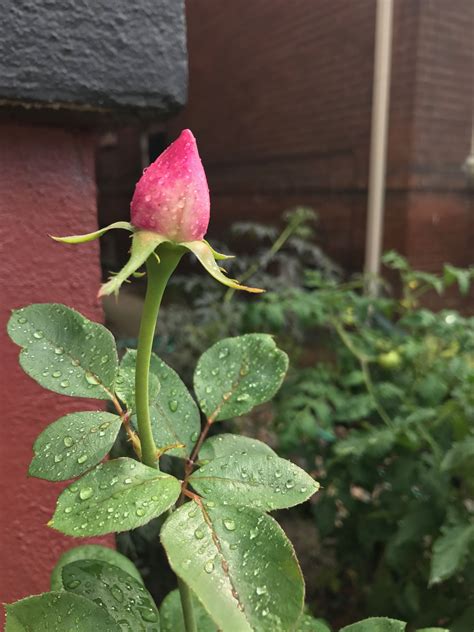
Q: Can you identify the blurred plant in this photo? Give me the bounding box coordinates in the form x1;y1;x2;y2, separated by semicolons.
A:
268;253;474;630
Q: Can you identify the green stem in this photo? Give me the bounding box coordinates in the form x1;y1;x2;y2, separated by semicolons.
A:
224;216;302;303
134;244;196;632
177;577;197;632
334;320;394;429
135;246;183;467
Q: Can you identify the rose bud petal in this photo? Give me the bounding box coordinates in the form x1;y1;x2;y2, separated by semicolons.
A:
130;129;210;243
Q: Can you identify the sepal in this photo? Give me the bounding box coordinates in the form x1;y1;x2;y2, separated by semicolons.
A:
51;221;134;244
203;239;235;260
184;240;263;293
99;231;169;297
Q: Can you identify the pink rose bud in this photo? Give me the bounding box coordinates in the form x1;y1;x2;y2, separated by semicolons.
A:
130;129;210;243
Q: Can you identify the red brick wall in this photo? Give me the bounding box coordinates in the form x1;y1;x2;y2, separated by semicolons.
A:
404;0;474;279
170;0;378;268
168;0;473;292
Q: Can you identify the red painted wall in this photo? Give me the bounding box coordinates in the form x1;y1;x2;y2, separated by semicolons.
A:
0;124;113;607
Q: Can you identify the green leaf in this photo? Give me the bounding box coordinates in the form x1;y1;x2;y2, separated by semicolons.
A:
7;303;118;400
297;615;332;631
334;428;394;459
5;592;120;631
50;457;180;536
443;263;472;295
99;231;168;297
29;411;121;481
190;454;319;511
50;544;143;591
340;618;406;632
194;334;288;422
147;355;201;458
161;502;304;631
429;524;474;585
199;433;277;463
115;349;160;413
62;559;159;630
441;437;474;473
160;589;217;632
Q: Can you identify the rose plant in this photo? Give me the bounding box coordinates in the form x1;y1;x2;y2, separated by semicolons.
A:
5;131;441;631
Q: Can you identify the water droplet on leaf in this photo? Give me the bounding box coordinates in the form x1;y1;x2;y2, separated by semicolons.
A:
204;560;214;573
223;518;236;531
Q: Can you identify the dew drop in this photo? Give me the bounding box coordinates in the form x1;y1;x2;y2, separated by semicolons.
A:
79;487;93;500
136;508;145;517
111;585;124;602
124;478;132;485
54;346;64;355
204;560;214;573
33;331;44;339
139;607;158;623
60;379;70;389
52;370;62;378
77;454;88;464
249;527;259;540
18;316;27;324
54;454;63;463
65;579;80;589
223;518;236;531
168;400;178;412
63;436;74;447
85;372;100;385
194;527;205;540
